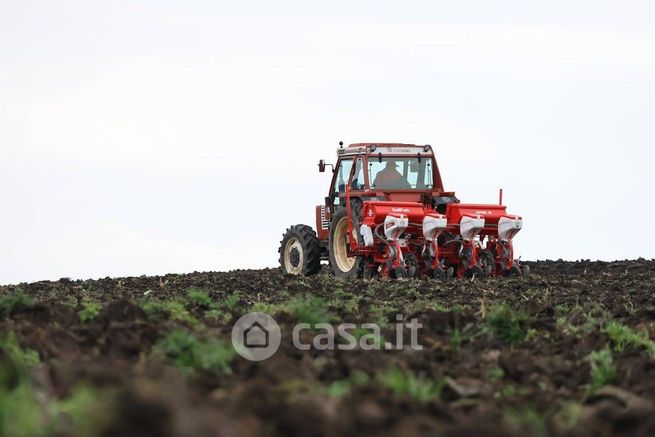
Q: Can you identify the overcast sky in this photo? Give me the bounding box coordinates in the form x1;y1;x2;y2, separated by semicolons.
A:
1;1;654;284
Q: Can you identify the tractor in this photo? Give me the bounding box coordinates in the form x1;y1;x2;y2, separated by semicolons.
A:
279;142;528;279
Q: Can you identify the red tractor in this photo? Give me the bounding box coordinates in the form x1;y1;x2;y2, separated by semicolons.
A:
279;142;528;279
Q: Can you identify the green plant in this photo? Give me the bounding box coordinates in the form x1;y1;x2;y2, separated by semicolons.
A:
405;285;422;300
525;328;539;340
429;302;465;313
345;327;383;344
164;301;193;323
587;348;616;393
62;295;78;309
551;402;584;433
53;384;111;437
0;331;40;370
377;367;446;402
326;370;369;398
504;406;547;437
603;321;655;356
367;304;391;329
448;324;476;350
251;301;284;315
0;379;109;437
141;300;163;317
557;307;608;338
223;292;240;310
486;366;505;380
187;288;214;308
554;303;572;317
501;385;517;398
204;309;232;322
331;289;359;314
432;303;450;312
327;380;352;398
141;300;198;325
484;304;529;344
186;286;243;320
156;329;235;374
79;300;102;323
0;380;47;437
285;295;332;326
0;331;43;436
0;291;34;319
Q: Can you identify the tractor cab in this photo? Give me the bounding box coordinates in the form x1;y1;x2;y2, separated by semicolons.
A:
322;143;446;210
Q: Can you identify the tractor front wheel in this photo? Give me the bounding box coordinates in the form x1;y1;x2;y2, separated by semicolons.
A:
279;225;322;276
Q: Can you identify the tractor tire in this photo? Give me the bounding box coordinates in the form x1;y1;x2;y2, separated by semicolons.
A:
478;250;495;277
468;265;484;279
389;253;419;279
405;253;419;279
429;268;445;280
510;265;523;276
394;266;408;279
279;225;322;276
503;265;523;277
358;257;378;279
328;207;363;278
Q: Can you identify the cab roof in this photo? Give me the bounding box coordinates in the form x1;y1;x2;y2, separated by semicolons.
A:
337;143;433;156
347;143;424;148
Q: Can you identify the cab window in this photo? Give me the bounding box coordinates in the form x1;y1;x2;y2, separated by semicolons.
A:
334;158;353;195
352;158;365;190
369;157;433;189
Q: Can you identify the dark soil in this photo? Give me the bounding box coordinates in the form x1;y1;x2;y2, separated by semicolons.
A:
1;259;654;436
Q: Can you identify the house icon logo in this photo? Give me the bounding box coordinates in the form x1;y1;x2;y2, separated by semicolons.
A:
243;321;269;348
231;312;281;361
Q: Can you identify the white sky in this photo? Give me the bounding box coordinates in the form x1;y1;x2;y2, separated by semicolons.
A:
1;1;654;284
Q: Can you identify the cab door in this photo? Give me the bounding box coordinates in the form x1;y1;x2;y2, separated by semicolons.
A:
328;156;365;209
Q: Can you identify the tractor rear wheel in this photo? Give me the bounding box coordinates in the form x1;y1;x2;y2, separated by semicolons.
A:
279;225;322;276
328;207;362;277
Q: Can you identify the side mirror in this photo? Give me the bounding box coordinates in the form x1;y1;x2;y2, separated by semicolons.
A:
318;159;326;172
